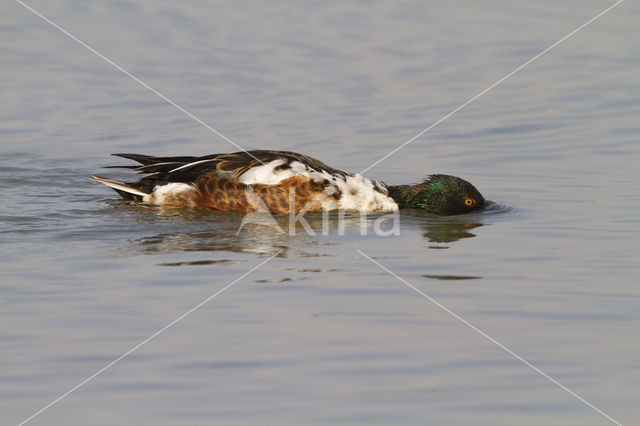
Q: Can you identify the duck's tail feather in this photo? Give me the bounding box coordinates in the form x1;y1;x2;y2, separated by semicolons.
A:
91;175;148;201
112;153;199;166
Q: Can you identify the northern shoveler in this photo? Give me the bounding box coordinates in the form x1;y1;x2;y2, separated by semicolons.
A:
92;150;485;215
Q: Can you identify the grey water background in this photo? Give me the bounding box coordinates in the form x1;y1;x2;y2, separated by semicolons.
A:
1;0;639;425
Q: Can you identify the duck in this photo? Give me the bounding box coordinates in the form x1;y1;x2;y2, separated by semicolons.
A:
92;150;485;215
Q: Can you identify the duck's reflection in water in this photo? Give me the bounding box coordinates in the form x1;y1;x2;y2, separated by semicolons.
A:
400;209;484;245
115;202;504;257
423;221;483;244
122;208;377;258
408;200;511;245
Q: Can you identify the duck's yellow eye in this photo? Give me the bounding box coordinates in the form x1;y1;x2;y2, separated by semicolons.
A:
464;198;474;206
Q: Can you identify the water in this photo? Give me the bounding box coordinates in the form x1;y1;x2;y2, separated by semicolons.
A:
2;1;639;425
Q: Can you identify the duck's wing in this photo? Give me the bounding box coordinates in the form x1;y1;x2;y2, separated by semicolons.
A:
109;150;348;185
218;150;348;185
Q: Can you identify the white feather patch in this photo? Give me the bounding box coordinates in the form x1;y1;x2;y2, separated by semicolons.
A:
331;174;398;212
144;183;195;205
238;159;293;185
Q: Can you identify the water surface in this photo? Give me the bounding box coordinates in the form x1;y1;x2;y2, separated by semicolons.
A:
2;1;639;425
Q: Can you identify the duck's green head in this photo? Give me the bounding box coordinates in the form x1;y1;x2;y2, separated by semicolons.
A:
388;174;485;215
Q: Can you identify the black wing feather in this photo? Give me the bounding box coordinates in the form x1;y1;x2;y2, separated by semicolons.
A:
98;150;348;197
